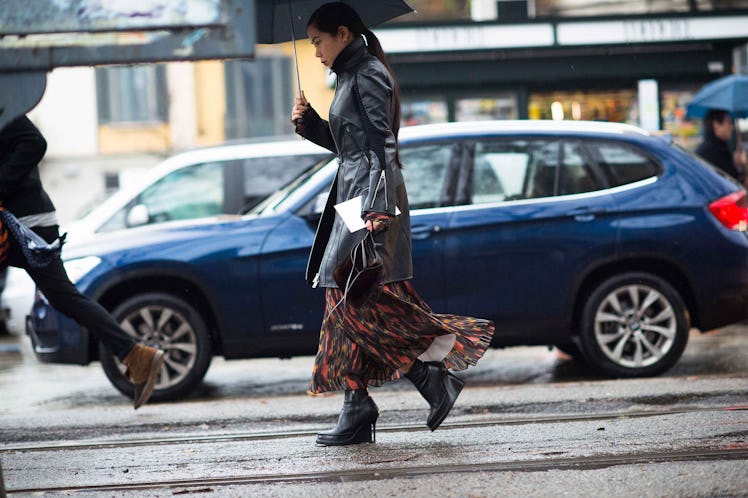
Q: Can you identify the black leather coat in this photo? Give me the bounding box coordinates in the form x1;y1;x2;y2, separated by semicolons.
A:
298;37;412;288
695;131;744;182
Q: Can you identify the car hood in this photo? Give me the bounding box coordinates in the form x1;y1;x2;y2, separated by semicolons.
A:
60;214;280;261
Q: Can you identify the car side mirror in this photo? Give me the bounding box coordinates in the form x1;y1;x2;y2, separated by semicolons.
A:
126;204;150;228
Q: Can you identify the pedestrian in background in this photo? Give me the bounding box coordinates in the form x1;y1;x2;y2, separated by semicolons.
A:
291;2;495;446
695;109;747;184
0;114;164;409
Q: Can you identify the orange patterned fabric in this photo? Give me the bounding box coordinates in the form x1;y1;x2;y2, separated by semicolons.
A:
309;280;495;394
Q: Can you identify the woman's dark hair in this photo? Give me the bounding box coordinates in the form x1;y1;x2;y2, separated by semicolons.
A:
703;109;731;137
308;2;402;144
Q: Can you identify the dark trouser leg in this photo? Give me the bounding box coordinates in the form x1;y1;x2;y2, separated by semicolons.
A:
9;225;136;360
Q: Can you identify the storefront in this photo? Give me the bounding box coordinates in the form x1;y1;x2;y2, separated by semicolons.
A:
379;11;748;149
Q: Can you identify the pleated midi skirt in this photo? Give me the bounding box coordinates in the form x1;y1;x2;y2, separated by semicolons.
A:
309;280;495;394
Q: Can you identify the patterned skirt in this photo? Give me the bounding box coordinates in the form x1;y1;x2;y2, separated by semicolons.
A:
309;280;495;394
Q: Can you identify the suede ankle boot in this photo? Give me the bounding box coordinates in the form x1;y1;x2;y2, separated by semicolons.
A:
405;359;464;431
316;389;379;446
123;344;165;410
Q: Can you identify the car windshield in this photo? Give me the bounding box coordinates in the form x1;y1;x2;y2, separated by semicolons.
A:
251;156;336;215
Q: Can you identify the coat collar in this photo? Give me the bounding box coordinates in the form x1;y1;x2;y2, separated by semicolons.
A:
331;36;367;75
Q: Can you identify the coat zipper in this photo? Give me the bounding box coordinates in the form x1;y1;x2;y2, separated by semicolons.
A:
370;169;387;210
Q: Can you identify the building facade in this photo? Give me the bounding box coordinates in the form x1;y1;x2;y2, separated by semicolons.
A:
26;0;748;219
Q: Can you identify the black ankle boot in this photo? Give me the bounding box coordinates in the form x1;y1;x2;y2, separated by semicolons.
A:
405;359;464;431
316;389;379;446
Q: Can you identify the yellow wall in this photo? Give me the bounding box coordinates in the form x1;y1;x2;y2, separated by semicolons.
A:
98;123;171;154
194;60;226;146
98;42;334;154
267;41;335;120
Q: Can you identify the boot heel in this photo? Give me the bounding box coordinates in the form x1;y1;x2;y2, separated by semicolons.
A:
352;421;375;444
315;390;379;446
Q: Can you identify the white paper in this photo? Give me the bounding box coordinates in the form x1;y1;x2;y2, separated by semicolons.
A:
334;195;402;233
334;196;366;232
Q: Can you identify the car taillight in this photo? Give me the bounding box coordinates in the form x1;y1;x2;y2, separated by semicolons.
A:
709;190;748;231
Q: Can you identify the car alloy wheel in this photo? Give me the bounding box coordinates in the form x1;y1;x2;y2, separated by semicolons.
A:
116;304;197;390
594;284;676;367
100;292;212;401
579;272;689;377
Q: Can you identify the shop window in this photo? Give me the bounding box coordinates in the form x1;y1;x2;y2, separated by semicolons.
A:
224;57;293;139
661;88;700;150
529;90;636;124
401;99;448;126
456;95;518;121
96;65;168;124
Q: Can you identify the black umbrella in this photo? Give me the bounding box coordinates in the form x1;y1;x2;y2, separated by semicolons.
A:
255;0;414;93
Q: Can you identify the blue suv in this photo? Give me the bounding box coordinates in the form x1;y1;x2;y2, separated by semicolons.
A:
28;121;748;401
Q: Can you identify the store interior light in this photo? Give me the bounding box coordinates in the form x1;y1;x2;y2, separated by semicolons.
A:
551;101;564;121
572;101;582;120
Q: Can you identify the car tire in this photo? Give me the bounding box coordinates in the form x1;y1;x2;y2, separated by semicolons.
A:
100;292;212;401
578;272;689;378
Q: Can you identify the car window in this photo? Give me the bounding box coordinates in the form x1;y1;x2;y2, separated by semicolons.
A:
241;153;329;211
559;141;604;195
138;161;225;225
97;161;227;233
469;139;560;204
592;142;661;187
400;144;454;210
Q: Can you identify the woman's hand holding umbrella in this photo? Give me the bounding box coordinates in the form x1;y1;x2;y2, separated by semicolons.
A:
290;90;309;129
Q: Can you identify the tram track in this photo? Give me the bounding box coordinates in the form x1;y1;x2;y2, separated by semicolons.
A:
4;404;746;494
0;404;735;453
6;446;748;494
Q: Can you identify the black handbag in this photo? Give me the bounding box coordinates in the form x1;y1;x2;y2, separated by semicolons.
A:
333;231;383;307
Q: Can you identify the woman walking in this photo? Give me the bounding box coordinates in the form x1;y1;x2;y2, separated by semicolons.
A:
291;2;495;446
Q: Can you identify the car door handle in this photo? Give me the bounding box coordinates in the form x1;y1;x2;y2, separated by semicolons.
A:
574;213;595;222
411;225;441;240
569;207;604;222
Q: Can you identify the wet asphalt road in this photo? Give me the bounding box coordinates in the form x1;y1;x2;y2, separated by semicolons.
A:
1;325;747;496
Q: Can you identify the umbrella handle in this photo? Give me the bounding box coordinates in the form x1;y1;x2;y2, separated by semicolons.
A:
289;1;302;97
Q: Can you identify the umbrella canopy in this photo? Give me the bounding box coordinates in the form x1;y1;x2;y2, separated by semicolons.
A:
686;74;748;119
256;0;414;44
255;0;414;95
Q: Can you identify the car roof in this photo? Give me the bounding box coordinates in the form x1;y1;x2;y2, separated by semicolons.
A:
67;138;332;239
160;138;331;168
399;120;650;141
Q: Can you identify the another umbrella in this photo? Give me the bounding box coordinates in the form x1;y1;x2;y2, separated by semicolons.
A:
255;0;414;93
686;74;748;160
686;74;748;119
